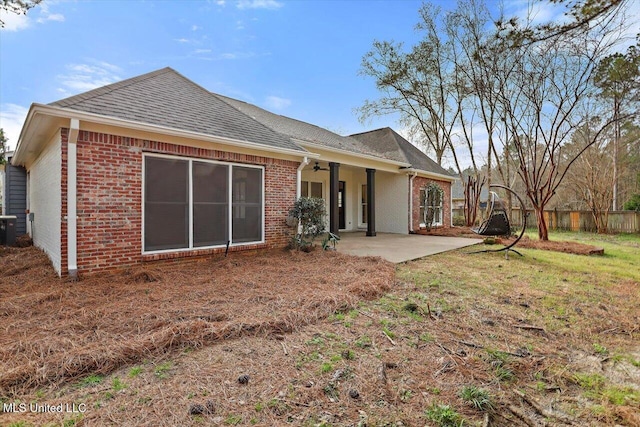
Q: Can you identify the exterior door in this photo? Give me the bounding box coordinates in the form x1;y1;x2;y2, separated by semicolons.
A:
339;181;346;229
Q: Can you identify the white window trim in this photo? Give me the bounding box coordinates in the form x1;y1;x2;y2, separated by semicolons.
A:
141;152;265;255
358;183;367;229
419;187;443;228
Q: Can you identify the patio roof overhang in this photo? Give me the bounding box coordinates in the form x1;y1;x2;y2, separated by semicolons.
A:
295;140;411;174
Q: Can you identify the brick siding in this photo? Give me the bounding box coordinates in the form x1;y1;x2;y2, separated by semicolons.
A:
61;129;298;275
411;176;452;231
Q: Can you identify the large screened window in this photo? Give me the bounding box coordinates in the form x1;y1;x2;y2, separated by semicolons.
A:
143;155;263;253
232;167;263;243
193;161;228;247
144;157;189;251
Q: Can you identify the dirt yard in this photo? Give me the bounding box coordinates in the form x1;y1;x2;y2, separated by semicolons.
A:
1;235;638;427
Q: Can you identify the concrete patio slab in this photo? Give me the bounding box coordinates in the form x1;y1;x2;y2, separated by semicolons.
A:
336;232;483;263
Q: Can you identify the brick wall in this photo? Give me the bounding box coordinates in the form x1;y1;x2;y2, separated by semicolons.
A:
411;177;452;231
62;129;298;275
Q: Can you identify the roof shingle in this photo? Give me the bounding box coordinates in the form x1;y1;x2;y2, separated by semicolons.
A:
50;67;304;153
350;128;454;177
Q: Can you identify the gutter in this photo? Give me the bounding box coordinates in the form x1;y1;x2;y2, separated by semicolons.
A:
295;140;411;168
403;167;456;182
296;156;309;199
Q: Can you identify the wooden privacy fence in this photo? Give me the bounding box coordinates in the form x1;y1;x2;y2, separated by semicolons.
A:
453;208;640;233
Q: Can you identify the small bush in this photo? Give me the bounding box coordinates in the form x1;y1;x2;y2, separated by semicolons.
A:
453;215;466;226
287;197;326;250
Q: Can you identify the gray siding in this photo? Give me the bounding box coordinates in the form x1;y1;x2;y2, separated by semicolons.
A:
5;156;27;235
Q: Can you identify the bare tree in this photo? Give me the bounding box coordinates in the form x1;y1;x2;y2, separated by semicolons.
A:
565;121;615;232
500;0;627;45
496;27;620;240
594;38;640;209
358;1;494;226
358;4;461;167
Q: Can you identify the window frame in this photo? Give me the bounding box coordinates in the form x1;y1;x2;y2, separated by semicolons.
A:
419;186;443;228
359;183;368;228
142;153;265;255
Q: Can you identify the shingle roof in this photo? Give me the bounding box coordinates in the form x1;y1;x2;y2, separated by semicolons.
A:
349;128;454;177
216;94;386;158
50;67;304;153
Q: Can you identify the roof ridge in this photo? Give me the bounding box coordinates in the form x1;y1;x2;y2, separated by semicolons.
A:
50;67;175;107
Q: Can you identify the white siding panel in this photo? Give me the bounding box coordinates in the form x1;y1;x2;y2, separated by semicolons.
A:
29;133;62;274
376;172;408;234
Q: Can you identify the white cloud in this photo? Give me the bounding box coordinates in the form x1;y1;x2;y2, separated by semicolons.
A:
56;61;122;95
216;0;226;5
503;0;568;27
264;96;291;110
236;20;245;30
193;49;212;54
191;24;201;31
0;104;30;150
236;0;283;10
37;13;65;23
175;38;191;43
1;1;64;31
0;10;31;31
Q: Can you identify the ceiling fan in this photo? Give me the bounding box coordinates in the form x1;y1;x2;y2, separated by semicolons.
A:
313;162;329;172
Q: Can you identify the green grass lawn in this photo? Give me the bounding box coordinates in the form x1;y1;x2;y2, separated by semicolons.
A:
521;231;640;282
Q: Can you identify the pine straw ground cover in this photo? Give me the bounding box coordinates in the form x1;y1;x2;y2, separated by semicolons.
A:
422;227;605;255
0;247;394;397
2;233;639;427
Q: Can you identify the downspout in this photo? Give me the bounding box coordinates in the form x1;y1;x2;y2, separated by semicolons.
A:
67;118;79;278
296;156;309;199
409;172;417;233
296;156;309;235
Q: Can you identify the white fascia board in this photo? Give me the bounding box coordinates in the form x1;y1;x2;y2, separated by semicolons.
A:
296;140;411;168
15;103;317;163
12;104;40;165
404;168;456;182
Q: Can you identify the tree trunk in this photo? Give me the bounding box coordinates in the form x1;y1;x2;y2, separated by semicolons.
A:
535;208;549;241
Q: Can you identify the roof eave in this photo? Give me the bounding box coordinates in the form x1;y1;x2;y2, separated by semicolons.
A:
296;140;411;168
404;168;456;182
14;103;314;166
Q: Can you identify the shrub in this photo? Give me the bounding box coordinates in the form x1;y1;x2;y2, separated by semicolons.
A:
453;215;466;226
287;197;326;250
623;194;640;211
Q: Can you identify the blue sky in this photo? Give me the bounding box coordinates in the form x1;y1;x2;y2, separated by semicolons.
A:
1;0;638;167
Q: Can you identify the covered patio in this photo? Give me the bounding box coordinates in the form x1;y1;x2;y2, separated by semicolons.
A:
336;232;482;263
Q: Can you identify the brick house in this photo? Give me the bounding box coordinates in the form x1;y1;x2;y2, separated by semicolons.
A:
11;68;454;277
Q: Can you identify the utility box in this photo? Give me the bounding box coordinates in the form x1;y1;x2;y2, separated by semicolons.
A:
0;215;17;246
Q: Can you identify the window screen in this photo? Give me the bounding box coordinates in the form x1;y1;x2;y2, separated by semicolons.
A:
310;182;322;198
144;157;189;251
193;162;228;247
144;156;264;252
232;167;262;243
